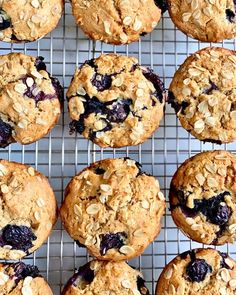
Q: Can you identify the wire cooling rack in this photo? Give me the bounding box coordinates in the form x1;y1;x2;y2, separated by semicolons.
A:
1;2;236;294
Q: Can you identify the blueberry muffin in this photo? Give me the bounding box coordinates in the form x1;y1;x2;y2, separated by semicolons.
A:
0;0;63;43
62;260;149;295
0;53;62;147
168;0;236;42
71;0;166;45
60;158;165;261
156;248;236;295
68;54;165;148
169;150;236;245
0;159;57;260
169;47;236;144
0;261;53;294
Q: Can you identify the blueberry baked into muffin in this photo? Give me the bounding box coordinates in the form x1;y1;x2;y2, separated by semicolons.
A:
0;261;53;294
0;53;62;147
62;260;149;295
169;150;236;245
0;159;57;260
156;248;236;295
60;158;165;261
169;47;236;144
0;0;63;43
68;54;165;148
71;0;167;45
168;0;236;42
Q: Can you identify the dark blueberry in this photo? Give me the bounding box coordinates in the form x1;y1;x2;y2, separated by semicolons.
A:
135;160;143;171
179;250;195;260
0;118;13;148
105;99;132;123
100;232;127;255
186;259;212;282
75;240;86;248
130;64;139;72
168;91;189;114
142;68;165;103
209;205;231;226
22;74;62;104
33;57;63;102
33;91;49;102
203;192;231;225
154;0;168;13
69;96;131;140
226;8;235;22
12;262;40;283
75;262;94;285
0;9;11;31
231;101;236;111
83;97;104;115
23;83;51;103
172;189;233;241
10;34;19;42
70;119;85;135
50;76;64;103
66;262;95;292
94;167;106;175
34;56;47;72
83;59;96;69
91;73;112;91
124;157;132;160
140;32;148;37
203;138;222;145
170;189;197;217
220;252;233;269
135;161;144;176
0;236;4;247
174;190;232;227
1;225;36;252
204;81;218;94
137;276;150;295
179;205;199;218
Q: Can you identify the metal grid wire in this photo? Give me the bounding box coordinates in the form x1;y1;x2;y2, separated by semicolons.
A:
1;2;236;294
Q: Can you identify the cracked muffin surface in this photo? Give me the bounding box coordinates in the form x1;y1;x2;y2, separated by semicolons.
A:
169;47;236;144
0;53;62;147
0;261;53;295
60;158;165;261
168;0;236;42
169;150;236;245
156;248;236;295
62;260;149;295
71;0;164;44
67;54;165;148
0;159;57;260
0;0;63;43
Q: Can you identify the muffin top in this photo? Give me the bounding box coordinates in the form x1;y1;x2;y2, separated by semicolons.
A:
60;158;165;261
